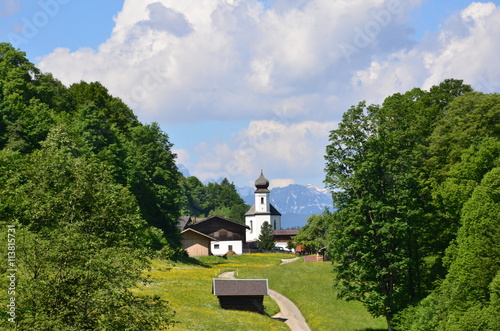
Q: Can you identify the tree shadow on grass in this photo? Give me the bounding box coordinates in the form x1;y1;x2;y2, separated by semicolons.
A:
172;256;212;268
173;255;230;268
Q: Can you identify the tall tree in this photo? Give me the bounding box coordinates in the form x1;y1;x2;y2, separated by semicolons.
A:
324;81;473;331
326;101;414;330
0;128;174;329
294;209;332;251
124;123;183;243
258;221;275;250
437;167;500;330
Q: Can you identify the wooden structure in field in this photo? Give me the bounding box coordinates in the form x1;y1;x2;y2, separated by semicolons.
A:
180;228;216;256
212;279;269;314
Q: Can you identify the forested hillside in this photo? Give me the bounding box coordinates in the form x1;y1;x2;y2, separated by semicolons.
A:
180;176;249;223
324;79;500;330
0;43;180;329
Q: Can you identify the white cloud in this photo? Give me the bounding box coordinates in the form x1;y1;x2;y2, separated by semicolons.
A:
423;2;500;91
269;178;295;189
351;2;500;101
461;2;496;23
172;148;190;166
37;0;418;125
35;0;500;186
190;120;337;186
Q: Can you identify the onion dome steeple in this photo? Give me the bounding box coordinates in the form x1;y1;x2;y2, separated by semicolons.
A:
255;169;270;193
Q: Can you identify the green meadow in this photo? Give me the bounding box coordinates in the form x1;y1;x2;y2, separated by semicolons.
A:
237;257;387;331
135;253;386;331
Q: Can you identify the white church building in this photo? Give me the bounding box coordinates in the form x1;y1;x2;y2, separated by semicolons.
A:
245;170;282;244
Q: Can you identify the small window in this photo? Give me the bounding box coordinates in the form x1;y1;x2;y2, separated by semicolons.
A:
228;245;233;251
274;219;277;230
261;197;264;204
250;220;253;233
214;244;220;249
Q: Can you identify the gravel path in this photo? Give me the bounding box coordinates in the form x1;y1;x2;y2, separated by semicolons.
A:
217;260;311;331
280;257;300;265
218;271;236;278
270;289;311;331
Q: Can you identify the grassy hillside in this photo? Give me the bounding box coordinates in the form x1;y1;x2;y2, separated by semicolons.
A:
136;254;385;330
238;257;386;331
135;254;288;330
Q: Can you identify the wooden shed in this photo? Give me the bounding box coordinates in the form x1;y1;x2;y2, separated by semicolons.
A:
212;279;269;314
181;228;216;256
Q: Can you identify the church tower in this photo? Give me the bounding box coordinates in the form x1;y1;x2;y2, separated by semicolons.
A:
245;170;282;243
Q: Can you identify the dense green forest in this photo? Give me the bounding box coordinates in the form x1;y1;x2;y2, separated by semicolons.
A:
0;42;185;329
180;176;249;223
0;43;249;329
324;79;500;330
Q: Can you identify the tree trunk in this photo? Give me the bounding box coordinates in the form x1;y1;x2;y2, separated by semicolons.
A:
386;315;394;331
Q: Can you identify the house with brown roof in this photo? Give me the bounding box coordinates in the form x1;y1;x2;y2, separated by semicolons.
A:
273;229;300;252
178;215;250;256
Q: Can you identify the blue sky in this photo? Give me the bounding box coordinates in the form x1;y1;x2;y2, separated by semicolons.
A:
2;0;500;188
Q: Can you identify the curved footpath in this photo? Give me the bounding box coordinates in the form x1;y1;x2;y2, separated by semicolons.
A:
218;257;311;331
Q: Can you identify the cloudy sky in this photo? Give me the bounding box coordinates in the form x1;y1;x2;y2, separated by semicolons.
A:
2;0;500;188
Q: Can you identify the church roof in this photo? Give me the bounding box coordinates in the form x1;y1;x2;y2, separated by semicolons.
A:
244;203;282;216
255;170;270;193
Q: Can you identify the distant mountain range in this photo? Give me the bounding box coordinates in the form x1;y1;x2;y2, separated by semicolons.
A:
178;164;191;177
238;184;333;228
178;164;334;228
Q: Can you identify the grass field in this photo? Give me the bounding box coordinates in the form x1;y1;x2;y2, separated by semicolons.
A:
135;254;386;331
237;257;387;331
135;254;288;331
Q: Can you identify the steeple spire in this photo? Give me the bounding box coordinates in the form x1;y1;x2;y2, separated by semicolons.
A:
255;169;270;193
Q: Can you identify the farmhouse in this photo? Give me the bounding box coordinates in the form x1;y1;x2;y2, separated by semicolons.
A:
213;279;269;314
178;215;250;256
273;229;300;251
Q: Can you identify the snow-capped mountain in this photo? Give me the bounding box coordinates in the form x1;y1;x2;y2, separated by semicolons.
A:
177;164;333;228
177;163;191;177
238;183;333;228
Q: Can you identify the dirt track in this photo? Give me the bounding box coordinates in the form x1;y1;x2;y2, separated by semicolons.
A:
218;257;311;331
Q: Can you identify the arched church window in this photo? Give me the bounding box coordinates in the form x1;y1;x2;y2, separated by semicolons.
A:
261;197;264;204
250;220;253;233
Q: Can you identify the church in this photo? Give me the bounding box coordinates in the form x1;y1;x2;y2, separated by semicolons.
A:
244;170;282;244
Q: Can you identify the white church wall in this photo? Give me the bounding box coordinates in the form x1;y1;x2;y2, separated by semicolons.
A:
245;214;282;242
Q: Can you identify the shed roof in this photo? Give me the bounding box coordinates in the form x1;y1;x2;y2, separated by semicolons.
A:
213;279;269;296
